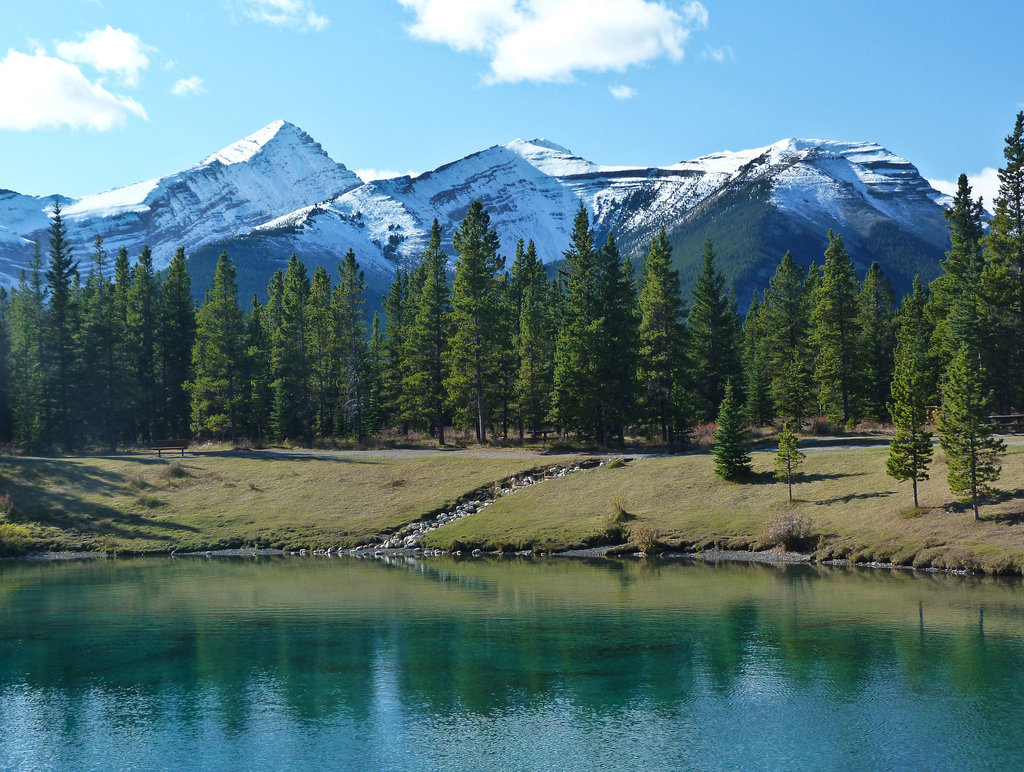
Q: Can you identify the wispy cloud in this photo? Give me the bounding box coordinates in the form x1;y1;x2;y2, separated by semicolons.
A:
55;26;152;87
355;168;417;183
928;168;1001;211
238;0;330;31
0;48;147;130
609;84;636;100
172;76;206;96
700;44;733;62
396;0;709;84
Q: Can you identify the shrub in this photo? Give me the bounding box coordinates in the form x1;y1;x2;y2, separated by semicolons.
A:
630;522;665;556
808;416;838;436
0;523;33;556
690;423;716;448
763;513;815;551
0;491;14;517
611;496;635;523
606;458;626;469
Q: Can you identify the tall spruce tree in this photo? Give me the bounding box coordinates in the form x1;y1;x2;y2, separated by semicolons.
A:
381;269;410;432
594;234;639;443
160;248;196;439
333;249;369;442
856;262;896;421
405;222;451;444
811;231;860;425
689;238;742;421
79;236;118;449
188;252;245;443
43;200;79;449
307;265;337;439
0;286;11;443
445;200;504;442
939;345;1005;520
742;294;773;426
886;278;934;507
263;268;285;441
111;248;133;444
127;246;161;443
637;228;688;443
552;203;600;438
761;252;813;424
8;246;47;449
245;296;272;448
273;255;313;445
513;240;553;440
713;380;752;480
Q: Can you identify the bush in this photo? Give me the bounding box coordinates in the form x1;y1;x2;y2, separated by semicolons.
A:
690;423;716;448
763;513;815;551
630;522;665;556
611;496;635;523
606;458;626;469
0;523;34;556
0;491;14;517
809;416;838;436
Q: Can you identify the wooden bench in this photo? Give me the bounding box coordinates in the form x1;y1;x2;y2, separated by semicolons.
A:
153;439;189;457
989;414;1024;434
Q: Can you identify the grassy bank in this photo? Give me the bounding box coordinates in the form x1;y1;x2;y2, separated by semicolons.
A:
421;446;1024;574
0;451;578;555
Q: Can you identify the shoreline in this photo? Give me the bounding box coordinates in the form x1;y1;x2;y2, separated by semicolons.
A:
1;545;983;577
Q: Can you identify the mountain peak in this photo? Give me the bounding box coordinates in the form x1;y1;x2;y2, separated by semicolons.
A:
504;137;597;177
202;119;305;166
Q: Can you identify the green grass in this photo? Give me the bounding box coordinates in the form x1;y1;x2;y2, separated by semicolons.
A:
421;448;1024;574
0;451;579;554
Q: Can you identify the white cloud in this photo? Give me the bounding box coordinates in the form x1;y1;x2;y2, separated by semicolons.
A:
355;168;417;183
0;48;147;131
55;26;152;87
609;84;636;100
701;44;733;62
929;168;1001;211
239;0;330;31
172;76;206;96
397;0;709;84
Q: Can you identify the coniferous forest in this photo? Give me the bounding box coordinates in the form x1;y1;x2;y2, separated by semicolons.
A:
1;113;1022;477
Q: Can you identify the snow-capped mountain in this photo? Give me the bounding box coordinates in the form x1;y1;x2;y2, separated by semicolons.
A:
0;120;361;284
0;121;951;307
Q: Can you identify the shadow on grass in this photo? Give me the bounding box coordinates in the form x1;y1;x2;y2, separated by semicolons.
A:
739;470;865;486
945;487;1024;523
814;491;896;506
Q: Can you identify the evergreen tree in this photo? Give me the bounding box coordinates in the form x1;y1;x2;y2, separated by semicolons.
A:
79;236;118;449
273;255;312;445
742;294;773;425
594;234;639;443
333;249;369;442
886;278;934;508
0;286;11;443
552;204;601;437
159;248;196;438
263;268;285;441
404;222;452;444
938;345;1005;520
811;231;860;424
307;265;337;438
713;380;752;480
381;269;410;432
856;262;896;421
126;246;161;443
513;240;553;440
365;312;387;435
188;252;245;442
111;248;134;444
637;228;688;443
689;238;742;421
761;251;813;424
43;200;79;448
7;246;47;449
774;421;805;502
245;296;272;447
445;200;504;442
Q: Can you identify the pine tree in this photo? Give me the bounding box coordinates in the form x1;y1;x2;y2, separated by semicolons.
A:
742;294;773;425
381;269;410;432
761;252;813;424
127;246;161;443
811;231;860;425
188;252;245;442
333;249;369;442
245;296;272;448
0;286;11;443
445;200;504;442
689;238;741;421
637;228;688;443
365;312;387;435
111;248;134;444
79;236;118;449
405;222;452;444
774;421;805;502
7;246;47;449
264;268;285;441
43;200;79;449
552;203;600;437
594;234;639;444
886;278;934;507
159;248;196;439
856;262;896;421
273;255;312;445
938;345;1005;520
713;380;752;480
307;265;337;439
512;241;553;441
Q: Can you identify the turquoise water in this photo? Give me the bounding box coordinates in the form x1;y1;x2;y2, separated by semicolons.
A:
1;556;1023;770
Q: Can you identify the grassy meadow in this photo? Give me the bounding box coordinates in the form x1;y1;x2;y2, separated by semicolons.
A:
421;446;1024;574
0;451;577;555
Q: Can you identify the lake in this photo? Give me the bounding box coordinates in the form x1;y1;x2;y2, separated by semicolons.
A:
1;556;1023;770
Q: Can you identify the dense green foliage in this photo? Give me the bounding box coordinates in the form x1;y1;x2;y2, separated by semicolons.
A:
713;380;752;480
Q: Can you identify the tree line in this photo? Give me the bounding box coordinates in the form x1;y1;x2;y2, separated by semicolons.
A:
0;114;1022;491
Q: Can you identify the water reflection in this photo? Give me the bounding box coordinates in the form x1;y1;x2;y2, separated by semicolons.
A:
1;557;1023;769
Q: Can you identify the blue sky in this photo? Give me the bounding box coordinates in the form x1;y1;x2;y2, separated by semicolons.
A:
2;0;1022;204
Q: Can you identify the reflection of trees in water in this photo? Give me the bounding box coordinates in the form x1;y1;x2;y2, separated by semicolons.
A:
1;559;1024;735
